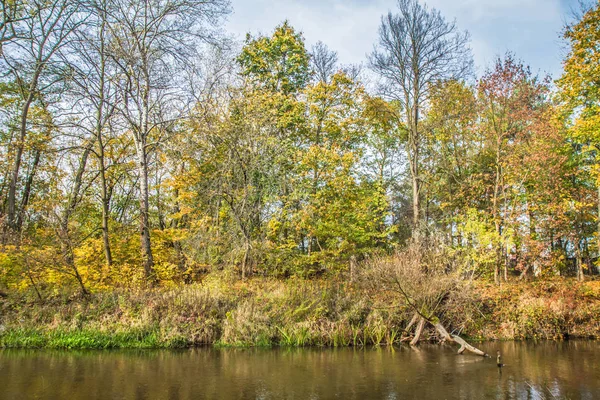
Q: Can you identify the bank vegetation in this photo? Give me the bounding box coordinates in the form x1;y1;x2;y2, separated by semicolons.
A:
1;0;600;349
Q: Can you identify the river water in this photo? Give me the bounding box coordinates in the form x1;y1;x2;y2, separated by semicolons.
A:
1;341;599;399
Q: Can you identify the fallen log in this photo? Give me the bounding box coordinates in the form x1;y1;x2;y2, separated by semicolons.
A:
400;312;419;342
432;321;488;357
410;317;426;346
404;312;419;332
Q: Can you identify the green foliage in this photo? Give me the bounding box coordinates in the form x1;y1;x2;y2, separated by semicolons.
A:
238;21;310;95
557;2;600;272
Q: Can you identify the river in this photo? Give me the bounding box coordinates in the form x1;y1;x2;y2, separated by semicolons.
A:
1;341;599;399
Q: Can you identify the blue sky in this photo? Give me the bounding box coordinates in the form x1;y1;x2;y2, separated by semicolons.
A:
226;0;578;79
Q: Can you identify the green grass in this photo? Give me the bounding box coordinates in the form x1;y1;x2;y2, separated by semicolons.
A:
0;328;164;349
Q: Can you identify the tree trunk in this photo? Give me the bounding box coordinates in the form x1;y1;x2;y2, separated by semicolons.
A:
241;240;250;279
400;312;419;342
0;141;13;211
95;15;113;267
25;254;43;302
349;255;357;283
494;253;500;285
409;115;420;237
405;312;419;330
7;90;37;231
597;184;600;267
137;145;154;279
410;317;426;346
492;137;503;285
99;158;113;267
156;162;166;230
15;149;41;231
58;141;94;296
411;168;419;233
405;313;488;357
63;142;93;225
576;242;584;282
170;168;187;276
135;55;155;281
59;238;89;296
494;221;503;285
503;244;508;282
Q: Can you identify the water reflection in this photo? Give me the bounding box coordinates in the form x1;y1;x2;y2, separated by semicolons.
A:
1;341;599;399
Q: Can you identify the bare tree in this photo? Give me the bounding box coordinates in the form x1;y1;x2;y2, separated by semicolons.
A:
310;41;338;83
106;0;230;279
369;0;472;236
92;1;114;267
2;0;82;234
68;0;118;266
0;0;28;51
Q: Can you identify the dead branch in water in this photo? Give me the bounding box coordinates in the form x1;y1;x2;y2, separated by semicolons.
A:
362;238;489;357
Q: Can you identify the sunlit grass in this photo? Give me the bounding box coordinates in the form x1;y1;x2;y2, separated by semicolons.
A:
1;275;598;349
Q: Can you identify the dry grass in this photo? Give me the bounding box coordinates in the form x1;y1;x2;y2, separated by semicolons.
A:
1;265;600;349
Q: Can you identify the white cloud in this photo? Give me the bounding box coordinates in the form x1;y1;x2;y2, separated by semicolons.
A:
226;0;567;78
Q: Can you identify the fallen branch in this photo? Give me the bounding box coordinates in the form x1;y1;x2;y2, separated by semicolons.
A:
432;320;488;357
394;276;488;357
410;317;426;346
405;312;419;332
400;312;419;342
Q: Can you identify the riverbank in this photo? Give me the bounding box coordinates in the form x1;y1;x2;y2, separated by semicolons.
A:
1;275;599;349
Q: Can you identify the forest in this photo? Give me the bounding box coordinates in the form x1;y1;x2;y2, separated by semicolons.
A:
1;0;600;349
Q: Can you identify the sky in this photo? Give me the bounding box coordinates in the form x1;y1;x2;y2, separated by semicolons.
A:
225;0;579;79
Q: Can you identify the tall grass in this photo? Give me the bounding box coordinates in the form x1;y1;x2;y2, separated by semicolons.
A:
1;274;599;349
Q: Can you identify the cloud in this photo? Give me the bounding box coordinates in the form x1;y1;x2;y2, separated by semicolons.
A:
226;0;567;78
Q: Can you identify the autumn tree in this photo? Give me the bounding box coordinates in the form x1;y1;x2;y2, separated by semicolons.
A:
238;20;310;96
422;56;572;282
106;0;230;279
289;71;393;273
171;23;308;278
66;0;119;267
1;0;81;235
558;2;600;276
235;22;309;274
369;0;472;237
422;79;478;245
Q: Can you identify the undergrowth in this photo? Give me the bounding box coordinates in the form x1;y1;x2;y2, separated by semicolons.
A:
1;274;599;349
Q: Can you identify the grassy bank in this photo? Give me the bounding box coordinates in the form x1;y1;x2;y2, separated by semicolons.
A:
1;275;600;349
